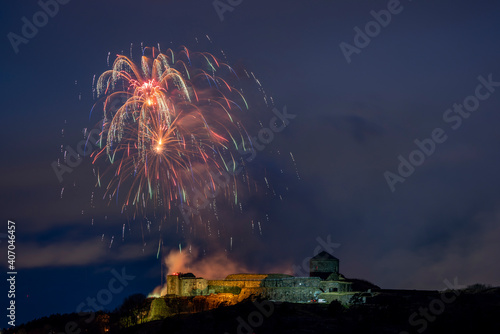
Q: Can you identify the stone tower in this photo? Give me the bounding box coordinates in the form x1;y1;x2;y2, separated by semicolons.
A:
309;251;339;280
166;274;181;295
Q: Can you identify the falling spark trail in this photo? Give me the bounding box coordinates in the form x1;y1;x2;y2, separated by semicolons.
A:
156;239;161;259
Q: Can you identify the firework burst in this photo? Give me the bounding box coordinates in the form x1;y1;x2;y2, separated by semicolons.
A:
91;46;249;215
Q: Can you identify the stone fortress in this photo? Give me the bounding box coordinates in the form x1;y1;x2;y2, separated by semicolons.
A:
164;251;365;305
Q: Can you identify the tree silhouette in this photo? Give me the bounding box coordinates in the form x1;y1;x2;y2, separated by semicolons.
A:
117;293;147;327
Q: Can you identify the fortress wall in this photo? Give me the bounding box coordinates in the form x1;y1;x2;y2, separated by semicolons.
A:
269;287;320;302
289;277;321;287
180;278;208;296
176;276;354;301
207;277;322;289
317;292;357;305
260;279;282;288
320;281;353;293
207;280;245;288
207;285;242;295
225;274;269;280
239;287;321;303
207;280;262;288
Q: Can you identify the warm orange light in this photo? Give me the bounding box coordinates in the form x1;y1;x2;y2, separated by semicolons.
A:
156;139;163;152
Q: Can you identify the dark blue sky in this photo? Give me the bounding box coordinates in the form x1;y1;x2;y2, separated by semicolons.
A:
2;0;500;327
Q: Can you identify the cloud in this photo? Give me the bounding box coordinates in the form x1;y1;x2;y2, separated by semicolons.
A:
323;114;385;143
369;204;500;289
15;238;156;269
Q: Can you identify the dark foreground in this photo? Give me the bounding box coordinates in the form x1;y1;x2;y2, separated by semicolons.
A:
6;286;500;334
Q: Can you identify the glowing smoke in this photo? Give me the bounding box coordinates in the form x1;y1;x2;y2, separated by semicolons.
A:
149;247;292;297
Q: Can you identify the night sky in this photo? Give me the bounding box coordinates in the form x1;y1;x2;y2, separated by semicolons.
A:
2;0;500;327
